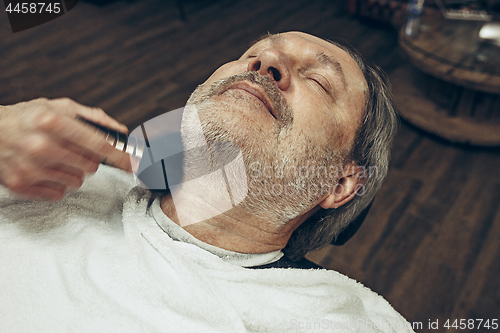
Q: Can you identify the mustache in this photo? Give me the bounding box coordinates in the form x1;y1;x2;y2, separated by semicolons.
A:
195;71;293;126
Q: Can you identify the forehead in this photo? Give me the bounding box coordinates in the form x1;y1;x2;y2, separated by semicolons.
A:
251;31;340;54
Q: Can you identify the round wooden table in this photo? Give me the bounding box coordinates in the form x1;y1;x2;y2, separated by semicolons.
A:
390;9;500;146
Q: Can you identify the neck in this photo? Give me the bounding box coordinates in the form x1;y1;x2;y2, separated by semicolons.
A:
160;193;316;254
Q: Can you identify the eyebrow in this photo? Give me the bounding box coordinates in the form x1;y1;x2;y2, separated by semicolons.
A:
315;51;346;88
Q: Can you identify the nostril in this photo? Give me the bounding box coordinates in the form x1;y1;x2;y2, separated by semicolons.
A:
269;67;281;81
254;61;261;71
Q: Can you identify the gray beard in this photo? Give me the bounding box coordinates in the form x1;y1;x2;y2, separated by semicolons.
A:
182;72;345;227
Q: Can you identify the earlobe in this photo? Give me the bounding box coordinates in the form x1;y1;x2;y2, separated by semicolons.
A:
319;164;366;209
319;194;337;209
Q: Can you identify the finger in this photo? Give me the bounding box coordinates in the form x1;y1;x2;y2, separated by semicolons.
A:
61;120;133;172
27;128;131;174
78;106;129;134
8;180;66;201
35;111;133;173
18;132;101;174
43;164;86;189
4;157;85;191
101;148;133;172
36;112;119;160
50;98;129;134
30;180;67;201
59;138;132;173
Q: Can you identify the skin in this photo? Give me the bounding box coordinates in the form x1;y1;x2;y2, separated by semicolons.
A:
0;98;132;200
161;32;368;254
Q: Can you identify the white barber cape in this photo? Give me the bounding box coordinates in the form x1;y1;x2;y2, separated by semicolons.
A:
0;166;414;333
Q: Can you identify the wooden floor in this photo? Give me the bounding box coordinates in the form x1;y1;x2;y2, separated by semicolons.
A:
1;1;499;331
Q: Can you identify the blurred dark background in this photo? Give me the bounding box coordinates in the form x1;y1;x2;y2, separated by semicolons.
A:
1;1;499;332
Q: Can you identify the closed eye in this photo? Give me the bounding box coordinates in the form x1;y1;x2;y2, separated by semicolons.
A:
309;76;331;94
311;78;326;91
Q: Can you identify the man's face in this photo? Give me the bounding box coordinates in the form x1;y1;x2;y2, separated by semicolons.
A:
184;32;367;226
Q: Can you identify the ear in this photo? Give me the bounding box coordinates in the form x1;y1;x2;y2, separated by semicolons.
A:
319;163;366;209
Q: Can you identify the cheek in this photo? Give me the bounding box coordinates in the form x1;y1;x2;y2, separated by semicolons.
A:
290;95;359;151
327;109;360;151
289;95;335;145
337;97;364;147
203;61;246;86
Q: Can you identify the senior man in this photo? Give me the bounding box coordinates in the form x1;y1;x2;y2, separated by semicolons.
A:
0;32;412;332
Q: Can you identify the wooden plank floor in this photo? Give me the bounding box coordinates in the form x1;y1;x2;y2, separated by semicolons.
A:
1;1;499;331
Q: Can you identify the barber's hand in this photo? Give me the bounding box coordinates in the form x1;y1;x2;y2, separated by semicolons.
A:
0;97;132;201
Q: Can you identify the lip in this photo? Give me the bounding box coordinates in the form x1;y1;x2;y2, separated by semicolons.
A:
226;82;277;120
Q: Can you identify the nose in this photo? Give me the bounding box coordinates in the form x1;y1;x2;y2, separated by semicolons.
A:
247;49;291;91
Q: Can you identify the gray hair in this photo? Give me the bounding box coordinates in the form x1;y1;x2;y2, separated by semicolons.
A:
283;41;399;260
